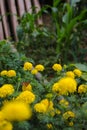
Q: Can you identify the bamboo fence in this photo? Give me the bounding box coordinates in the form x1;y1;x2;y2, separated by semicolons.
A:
0;0;43;41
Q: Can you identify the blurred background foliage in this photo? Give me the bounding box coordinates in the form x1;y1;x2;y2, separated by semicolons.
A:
16;0;87;65
0;0;87;75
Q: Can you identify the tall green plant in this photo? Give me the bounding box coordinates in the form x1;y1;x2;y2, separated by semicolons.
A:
52;0;87;63
16;0;87;65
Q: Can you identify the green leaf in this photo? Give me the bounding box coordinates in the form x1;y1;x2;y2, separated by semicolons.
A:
70;0;81;6
51;7;58;13
53;0;60;7
62;4;73;25
81;73;87;81
74;63;87;72
81;102;87;119
65;9;87;37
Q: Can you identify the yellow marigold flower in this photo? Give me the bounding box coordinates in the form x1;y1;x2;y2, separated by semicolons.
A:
63;111;75;120
41;99;49;109
31;69;38;75
55;109;61;115
48;101;54;111
78;84;87;94
41;99;54;112
34;99;54;113
52;82;60;92
46;123;53;129
22;83;32;91
2;101;32;121
35;64;45;71
0;111;4;121
52;64;62;71
0;84;14;98
16;90;35;104
68;121;74;126
66;71;75;78
23;62;33;70
34;103;47;113
59;99;69;107
0;70;7;76
73;69;82;77
7;70;16;77
57;77;77;95
0;120;13;130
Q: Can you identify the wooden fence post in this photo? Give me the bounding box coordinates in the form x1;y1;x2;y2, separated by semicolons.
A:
33;0;43;25
7;0;18;41
0;0;10;39
0;21;4;40
16;0;25;17
24;0;32;13
0;0;43;40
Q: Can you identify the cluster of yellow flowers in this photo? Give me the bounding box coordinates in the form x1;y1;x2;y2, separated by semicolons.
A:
52;63;82;77
78;84;87;93
0;83;36;129
23;62;33;70
73;69;82;77
2;101;32;121
0;101;32;130
63;110;75;120
59;99;69;108
0;62;85;129
52;64;83;95
62;111;75;126
0;70;16;77
22;83;32;91
16;90;35;104
65;71;75;78
0;83;35;129
34;98;54;114
52;63;62;71
23;62;45;74
66;69;82;78
0;120;13;130
0;84;14;98
52;77;77;95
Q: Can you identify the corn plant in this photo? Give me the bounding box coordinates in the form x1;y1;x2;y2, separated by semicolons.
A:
52;0;87;63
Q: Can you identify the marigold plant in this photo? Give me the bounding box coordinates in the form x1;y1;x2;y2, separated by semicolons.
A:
0;62;87;130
